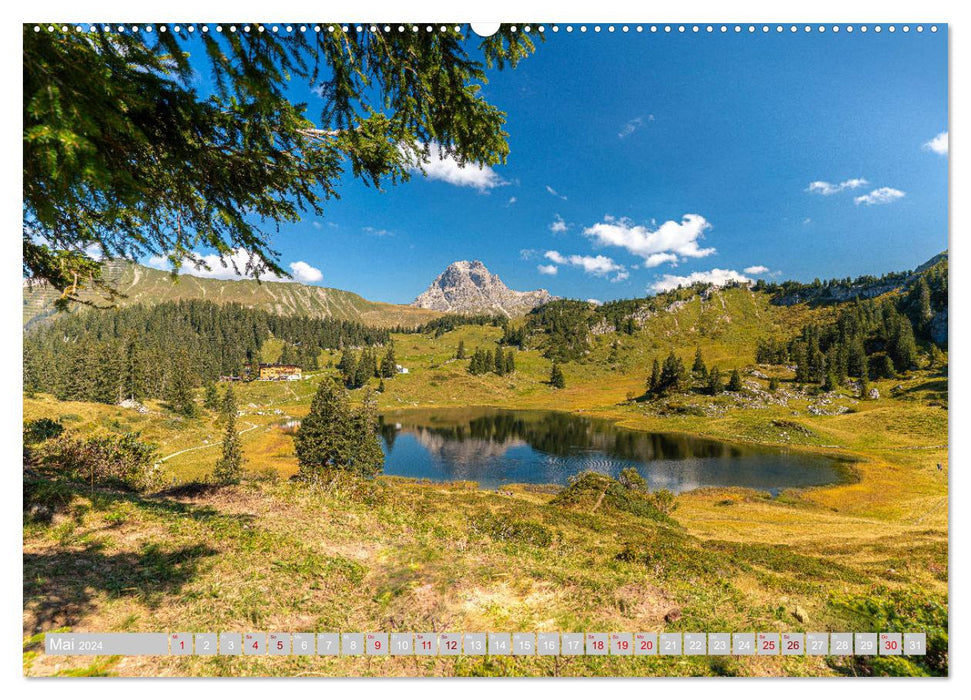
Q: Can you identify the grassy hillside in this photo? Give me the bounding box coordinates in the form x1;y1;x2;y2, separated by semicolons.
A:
22;285;948;677
23;261;442;329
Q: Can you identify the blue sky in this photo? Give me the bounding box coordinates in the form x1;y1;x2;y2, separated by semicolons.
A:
149;27;949;305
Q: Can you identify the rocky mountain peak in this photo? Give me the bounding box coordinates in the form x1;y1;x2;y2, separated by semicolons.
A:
412;260;553;316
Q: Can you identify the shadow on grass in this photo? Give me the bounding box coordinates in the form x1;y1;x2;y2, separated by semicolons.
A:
24;541;217;635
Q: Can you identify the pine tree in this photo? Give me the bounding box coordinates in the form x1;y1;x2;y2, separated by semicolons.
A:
847;335;868;378
456;340;466;360
353;351;372;388
295;380;384;480
707;366;724;395
768;376;779;392
822;368;838;392
338;349;357;387
888;316;918;372
166;366;198;417
504;350;516;374
550;363;566;389
494;347;505;375
380;345;397;378
213;386;243;484
658;351;689;394
204;383;220;411
859;369;870;399
692;346;707;379
123;334;144;401
876;354;896;379
648;357;661;393
727;369;743;392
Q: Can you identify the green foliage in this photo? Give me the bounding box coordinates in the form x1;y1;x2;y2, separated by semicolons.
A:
36;432;162;492
24;299;387;404
166;355;198;417
379;345;397;379
295;381;383;480
212;387;242;485
768;376;779;392
469;512;554;548
706;366;724;395
758;265;945;388
727;369;743;392
24;25;536;306
549;362;566;389
456;339;466;359
692;346;708;379
648;351;690;396
415;313;507;337
828;587;947;676
203;384;220;411
550;471;679;526
467;346;515;376
23;417;65;445
617;467;647;492
524;299;594;361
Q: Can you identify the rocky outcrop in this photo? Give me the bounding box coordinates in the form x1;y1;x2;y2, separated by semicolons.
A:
412;260;553;316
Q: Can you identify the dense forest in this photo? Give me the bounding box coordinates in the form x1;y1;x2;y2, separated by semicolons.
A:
756;273;946;390
23;300;390;406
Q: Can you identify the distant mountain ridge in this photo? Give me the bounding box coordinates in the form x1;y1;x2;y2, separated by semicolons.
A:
411;260;554;316
23;261;442;329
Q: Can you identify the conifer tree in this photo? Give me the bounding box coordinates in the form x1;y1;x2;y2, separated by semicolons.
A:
295;380;383;479
692;346;708;379
494;347;505;375
213;386;243;484
380;345;397;379
648;357;661;393
707;366;724;395
456;340;466;360
768;376;779;392
204;383;220;411
727;368;743;392
338;349;357;388
166;367;197;418
550;362;566;389
504;350;515;374
859;369;870;399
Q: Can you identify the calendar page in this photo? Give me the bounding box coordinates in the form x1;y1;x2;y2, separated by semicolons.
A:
21;16;948;680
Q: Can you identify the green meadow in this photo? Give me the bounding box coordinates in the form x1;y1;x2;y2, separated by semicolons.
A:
23;287;948;677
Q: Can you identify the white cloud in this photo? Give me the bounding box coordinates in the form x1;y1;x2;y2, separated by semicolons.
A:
545;185;568;200
618;115;653;138
582;214;715;264
803;218;812;225
146;247;322;285
289;261;323;283
743;265;769;275
544;250;626;278
854;187;906;206
644;252;679;268
611;271;630;283
806;178;869;195
506;196;517;206
924;131;948;155
549;214;569;234
404;142;505;191
587;298;603;306
537;264;558;275
650;268;753;293
311;221;323;229
363;226;394;237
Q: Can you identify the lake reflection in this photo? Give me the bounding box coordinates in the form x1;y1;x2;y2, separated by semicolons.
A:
378;407;845;494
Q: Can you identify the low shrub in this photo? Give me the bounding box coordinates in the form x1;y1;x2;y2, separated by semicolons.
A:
37;432;163;492
469;512;554;548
